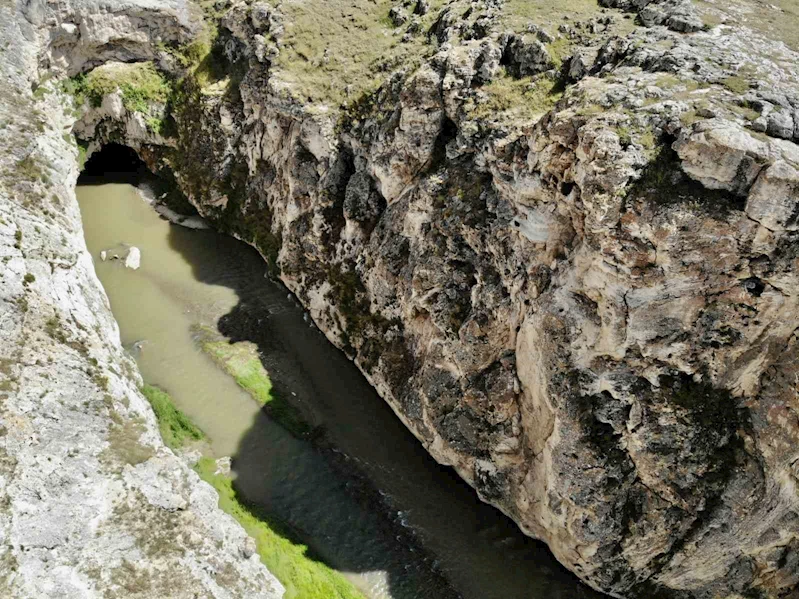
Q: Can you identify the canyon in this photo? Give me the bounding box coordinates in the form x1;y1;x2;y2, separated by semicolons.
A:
2;0;799;598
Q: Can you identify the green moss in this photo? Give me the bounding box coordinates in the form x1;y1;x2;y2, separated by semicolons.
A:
133;371;360;597
66;62;170;114
200;337;311;438
23;273;35;285
195;457;366;599
76;141;89;169
141;384;205;450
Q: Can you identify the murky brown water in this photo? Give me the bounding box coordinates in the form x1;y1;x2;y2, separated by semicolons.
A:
77;179;602;599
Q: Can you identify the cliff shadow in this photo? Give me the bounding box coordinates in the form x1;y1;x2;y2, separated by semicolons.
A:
77;141;604;599
164;222;605;599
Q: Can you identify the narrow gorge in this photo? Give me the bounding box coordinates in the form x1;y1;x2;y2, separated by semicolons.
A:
1;1;799;598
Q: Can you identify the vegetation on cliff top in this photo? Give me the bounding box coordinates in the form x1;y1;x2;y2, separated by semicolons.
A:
66;62;170;111
273;0;446;105
501;0;622;32
694;0;799;50
63;62;171;133
269;0;636;108
467;72;564;123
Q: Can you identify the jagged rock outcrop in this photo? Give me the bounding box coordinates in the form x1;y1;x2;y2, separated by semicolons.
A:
0;1;282;597
7;0;799;598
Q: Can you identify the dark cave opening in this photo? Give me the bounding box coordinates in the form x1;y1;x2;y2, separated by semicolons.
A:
78;142;149;184
78;141;198;216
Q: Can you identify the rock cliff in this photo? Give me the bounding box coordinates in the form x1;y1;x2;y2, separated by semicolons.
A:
0;1;283;597
6;0;799;598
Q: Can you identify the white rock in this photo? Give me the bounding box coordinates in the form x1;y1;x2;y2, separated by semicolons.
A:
215;456;232;476
124;246;141;270
0;4;283;596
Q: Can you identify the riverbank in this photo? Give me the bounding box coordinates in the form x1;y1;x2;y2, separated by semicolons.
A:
140;384;366;599
75;179;462;599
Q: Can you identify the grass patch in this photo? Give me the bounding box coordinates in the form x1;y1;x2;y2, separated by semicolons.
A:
720;75;750;95
502;0;608;31
694;0;799;51
731;103;760;122
77;140;89;169
64;62;171;132
195;457;366;599
80;62;170;110
273;0;446;106
201;338;311;437
141;384;205;450
468;71;563;123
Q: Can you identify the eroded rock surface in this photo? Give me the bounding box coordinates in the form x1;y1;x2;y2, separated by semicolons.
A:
0;2;282;597
7;0;799;598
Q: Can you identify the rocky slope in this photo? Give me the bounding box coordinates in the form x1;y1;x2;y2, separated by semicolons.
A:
6;0;799;597
0;2;283;597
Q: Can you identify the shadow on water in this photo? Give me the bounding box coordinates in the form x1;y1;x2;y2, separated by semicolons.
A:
81;144;605;599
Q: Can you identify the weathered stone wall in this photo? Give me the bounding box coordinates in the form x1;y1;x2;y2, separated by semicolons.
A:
19;0;799;598
0;2;282;597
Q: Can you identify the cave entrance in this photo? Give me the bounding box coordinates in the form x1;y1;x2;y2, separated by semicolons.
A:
78;142;149;185
78;142;198;216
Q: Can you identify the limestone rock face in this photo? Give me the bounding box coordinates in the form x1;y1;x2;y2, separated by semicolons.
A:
114;3;798;596
0;2;282;598
33;0;200;75
14;0;799;598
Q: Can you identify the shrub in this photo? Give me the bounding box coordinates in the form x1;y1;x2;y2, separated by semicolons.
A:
66;62;170;113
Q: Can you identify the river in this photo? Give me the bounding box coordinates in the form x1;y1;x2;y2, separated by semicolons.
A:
76;157;601;599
